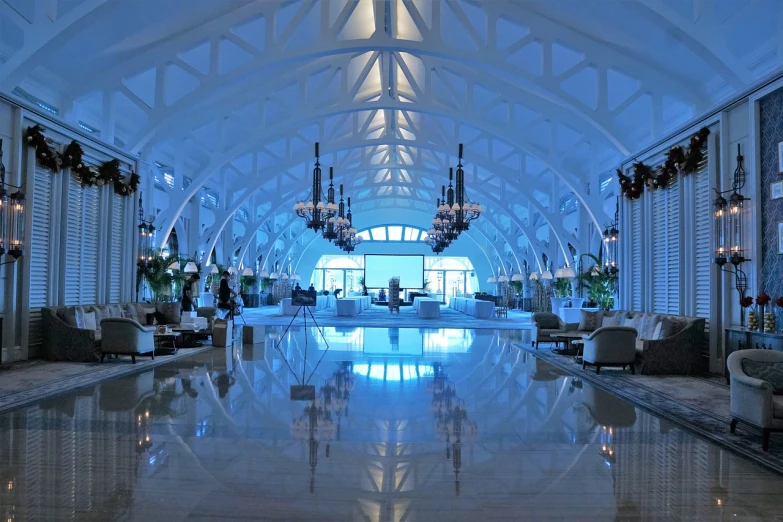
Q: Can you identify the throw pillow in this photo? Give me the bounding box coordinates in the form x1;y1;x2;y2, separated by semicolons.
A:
742;360;783;394
578;310;603;332
639;314;661;340
82;311;97;331
91;305;111;324
659;318;687;338
153;311;168;326
64;307;83;328
108;304;124;318
534;313;559;330
652;321;663;340
156;302;181;325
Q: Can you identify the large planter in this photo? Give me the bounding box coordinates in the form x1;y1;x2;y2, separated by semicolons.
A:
570;298;585;309
550;297;566;314
244;293;259;308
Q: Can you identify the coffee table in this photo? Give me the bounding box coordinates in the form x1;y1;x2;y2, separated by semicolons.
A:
171;327;209;348
549;332;584;355
154;332;181;355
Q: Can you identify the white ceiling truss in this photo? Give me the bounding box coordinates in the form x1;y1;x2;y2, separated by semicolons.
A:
0;0;777;266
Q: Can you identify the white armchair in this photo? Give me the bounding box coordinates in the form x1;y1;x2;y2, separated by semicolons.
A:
581;326;638;375
100;318;155;364
728;349;783;451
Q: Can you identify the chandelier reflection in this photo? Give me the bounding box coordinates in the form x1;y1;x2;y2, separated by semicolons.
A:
291;362;355;493
428;362;478;495
136;409;152;453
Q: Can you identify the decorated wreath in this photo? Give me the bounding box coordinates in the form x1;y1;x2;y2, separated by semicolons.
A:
25;125;62;172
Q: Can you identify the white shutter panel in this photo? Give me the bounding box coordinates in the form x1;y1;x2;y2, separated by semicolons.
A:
28;167;54;353
64;179;99;305
64;179;83;305
666;177;680;315
652;189;668;313
630;199;642;311
109;193;125;303
81;186;100;303
694;158;711;318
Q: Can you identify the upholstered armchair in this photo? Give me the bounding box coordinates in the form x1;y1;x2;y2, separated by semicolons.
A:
581;326;638;374
100;318;156;364
728;349;783;451
530;312;577;349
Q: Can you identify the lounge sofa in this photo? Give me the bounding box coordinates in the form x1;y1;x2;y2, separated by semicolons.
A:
42;302;216;362
728;349;783;451
566;309;705;375
530;312;578;349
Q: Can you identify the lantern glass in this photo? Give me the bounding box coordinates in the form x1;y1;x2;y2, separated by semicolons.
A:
728;193;744;262
0;188;8;254
713;195;728;264
138;224;148;264
8;192;24;256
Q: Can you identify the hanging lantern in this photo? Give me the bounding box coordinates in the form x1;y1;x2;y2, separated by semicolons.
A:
713;192;728;265
728;191;746;264
7;191;24;258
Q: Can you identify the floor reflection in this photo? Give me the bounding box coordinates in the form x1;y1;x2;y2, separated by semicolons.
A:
0;326;781;520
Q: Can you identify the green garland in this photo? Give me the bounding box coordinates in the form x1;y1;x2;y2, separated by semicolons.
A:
25;127;140;197
618;126;710;200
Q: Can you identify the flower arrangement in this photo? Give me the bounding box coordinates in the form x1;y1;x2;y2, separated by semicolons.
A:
757;292;771;306
740;296;753;308
776;296;783;308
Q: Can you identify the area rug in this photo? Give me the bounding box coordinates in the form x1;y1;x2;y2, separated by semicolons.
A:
244;304;533;330
0;345;214;415
517;342;783;477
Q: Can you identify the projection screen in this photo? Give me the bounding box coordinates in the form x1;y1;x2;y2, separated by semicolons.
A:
364;254;424;288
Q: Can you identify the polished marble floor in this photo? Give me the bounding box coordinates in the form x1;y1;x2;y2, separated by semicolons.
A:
1;326;782;521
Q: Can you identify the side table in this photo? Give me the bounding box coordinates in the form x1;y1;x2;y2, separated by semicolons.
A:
154;332;181;355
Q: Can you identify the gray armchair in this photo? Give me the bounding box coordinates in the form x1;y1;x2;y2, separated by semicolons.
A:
531;312;577;349
581;326;638;374
728;349;783;451
100;318;156;364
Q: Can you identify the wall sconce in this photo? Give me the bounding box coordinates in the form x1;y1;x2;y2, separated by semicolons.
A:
0;139;25;263
713;144;750;298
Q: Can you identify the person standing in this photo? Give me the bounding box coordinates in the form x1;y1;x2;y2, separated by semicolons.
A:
218;271;237;318
181;274;200;312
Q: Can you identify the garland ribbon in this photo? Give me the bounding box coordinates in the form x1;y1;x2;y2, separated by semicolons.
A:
25;126;139;197
618;127;710;200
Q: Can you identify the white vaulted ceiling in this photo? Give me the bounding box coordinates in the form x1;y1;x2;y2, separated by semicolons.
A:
0;0;779;269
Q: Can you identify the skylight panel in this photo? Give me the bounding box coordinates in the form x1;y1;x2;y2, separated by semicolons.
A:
388;226;403;241
370;227;387;241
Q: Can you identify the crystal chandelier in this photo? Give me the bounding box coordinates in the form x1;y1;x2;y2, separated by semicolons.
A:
452;144;482;233
340;197;362;252
321;167;338;241
427;144;481;253
293;143;337;232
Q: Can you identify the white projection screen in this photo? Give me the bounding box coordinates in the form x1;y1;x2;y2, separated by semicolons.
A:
364;255;424;288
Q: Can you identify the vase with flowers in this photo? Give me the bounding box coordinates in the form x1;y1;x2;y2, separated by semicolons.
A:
757;292;771;332
740;296;753;328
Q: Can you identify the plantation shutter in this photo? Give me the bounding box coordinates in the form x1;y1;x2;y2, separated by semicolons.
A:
652;189;668;313
64;178;100;305
630;199;642;311
694;156;711;318
28;166;54;354
666;177;680;315
108;193;125;303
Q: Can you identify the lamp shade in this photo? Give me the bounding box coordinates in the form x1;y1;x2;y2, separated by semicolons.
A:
562;265;577;278
169;261;180;271
529;272;539;280
259;268;269;278
554;268;565;278
184;262;198;273
270;273;278;280
209;264;219;274
228;266;237;275
281;273;289;280
487;276;497;283
511;273;523;282
541;270;553;280
498;275;509;283
242;267;254;276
